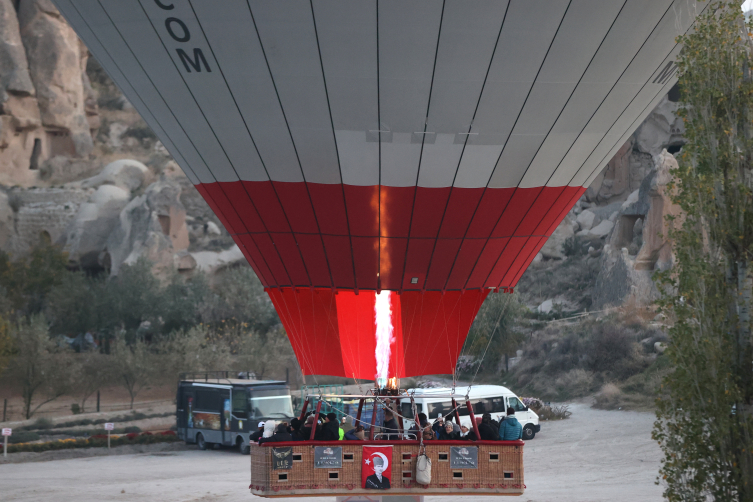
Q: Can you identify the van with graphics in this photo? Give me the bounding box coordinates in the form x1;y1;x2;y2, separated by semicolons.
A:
176;372;294;454
401;385;541;440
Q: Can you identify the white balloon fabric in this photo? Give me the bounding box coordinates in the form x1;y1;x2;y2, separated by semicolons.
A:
52;0;706;293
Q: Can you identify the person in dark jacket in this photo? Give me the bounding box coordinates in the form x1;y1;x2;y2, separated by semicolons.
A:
315;413;341;441
300;415;317;440
290;418;307;441
431;416;445;439
478;413;501;440
499;408;523;441
260;423;293;444
438;422;460;440
382;410;400;440
249;421;265;442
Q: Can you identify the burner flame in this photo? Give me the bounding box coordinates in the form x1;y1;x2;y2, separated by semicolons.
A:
374;291;394;388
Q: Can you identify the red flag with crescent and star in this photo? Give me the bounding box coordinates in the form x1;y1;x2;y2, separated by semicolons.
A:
362;445;393;490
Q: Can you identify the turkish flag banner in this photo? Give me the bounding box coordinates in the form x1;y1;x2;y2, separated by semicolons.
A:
362;446;393;490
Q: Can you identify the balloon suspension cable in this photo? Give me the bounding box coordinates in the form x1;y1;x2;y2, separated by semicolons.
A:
467;297;513;396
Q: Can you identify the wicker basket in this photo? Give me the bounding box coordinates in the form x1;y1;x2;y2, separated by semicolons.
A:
250;440;524;497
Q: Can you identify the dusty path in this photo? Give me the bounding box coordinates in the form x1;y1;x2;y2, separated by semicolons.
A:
0;403;664;502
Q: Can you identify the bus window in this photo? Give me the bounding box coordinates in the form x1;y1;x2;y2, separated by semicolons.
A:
400;402;422;419
195;390;221;411
489;397;506;413
508;397;527;413
249;389;294;420
232;390;248;418
426;401;453;419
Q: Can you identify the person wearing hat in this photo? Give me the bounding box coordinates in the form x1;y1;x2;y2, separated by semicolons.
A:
478;413;501;440
249;421;266;443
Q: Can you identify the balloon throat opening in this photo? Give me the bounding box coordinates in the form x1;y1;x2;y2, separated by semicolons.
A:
374;290;394;389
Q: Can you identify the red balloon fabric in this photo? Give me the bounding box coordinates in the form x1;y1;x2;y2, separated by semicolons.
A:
268;288;488;379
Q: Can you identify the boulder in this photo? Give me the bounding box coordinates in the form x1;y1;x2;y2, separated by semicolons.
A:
588;219;614;238
576;209;597;231
191;244;246;275
104;179;189;275
634;96;684;156
654;342;667;354
537;299;553;314
80;159;149;191
64;184;130;269
19;0;93;157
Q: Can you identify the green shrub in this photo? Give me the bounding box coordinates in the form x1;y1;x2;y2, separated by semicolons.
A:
70;403;82;415
7;432;180;454
8;431;40;444
31;417;53;430
123;426;141;433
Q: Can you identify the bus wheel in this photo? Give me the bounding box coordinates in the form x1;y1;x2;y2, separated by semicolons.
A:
239;441;250;455
523;425;536;440
197;433;207;450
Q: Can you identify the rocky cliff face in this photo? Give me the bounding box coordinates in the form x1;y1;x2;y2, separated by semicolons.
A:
0;0;97;185
523;95;685;312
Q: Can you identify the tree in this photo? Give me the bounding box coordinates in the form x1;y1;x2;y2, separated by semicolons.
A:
653;3;753;500
110;337;154;409
153;324;232;380
236;325;297;381
0;241;68;317
7;315;74;419
46;272;102;337
71;352;111;413
460;292;525;376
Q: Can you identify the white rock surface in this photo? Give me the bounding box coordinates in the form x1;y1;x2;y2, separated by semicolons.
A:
576;209;596;231
588;220;615;238
80;159;149;192
537;299;554;314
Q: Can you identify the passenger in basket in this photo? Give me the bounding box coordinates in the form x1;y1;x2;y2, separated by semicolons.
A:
431;416;445;439
499;407;523;441
422;424;435;441
315;412;341;441
289;418;306;441
344;425;366;440
408;412;430;439
439;422;460;440
260;423;293;444
382;410;400;441
301;415;317;440
460;425;478;441
478;413;501;441
249;421;265;443
259;420;276;443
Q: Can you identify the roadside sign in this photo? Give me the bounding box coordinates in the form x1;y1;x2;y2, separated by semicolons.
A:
2;428;9;458
104;423;114;431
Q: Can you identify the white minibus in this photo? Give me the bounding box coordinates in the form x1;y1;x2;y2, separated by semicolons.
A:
401;385;540;440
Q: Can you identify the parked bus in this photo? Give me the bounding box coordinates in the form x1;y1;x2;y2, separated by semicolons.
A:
402;385;541;440
176;372;294;454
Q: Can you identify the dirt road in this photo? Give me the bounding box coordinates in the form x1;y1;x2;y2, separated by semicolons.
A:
0;403;663;502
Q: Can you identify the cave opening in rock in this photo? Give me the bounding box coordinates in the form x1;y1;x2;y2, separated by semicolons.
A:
29;138;41;170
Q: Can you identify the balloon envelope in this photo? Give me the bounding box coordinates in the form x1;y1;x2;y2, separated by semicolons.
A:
54;0;705;377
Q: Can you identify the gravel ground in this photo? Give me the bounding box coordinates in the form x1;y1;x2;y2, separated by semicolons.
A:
0;402;664;502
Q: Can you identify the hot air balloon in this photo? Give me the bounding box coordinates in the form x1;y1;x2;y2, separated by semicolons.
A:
52;0;705;385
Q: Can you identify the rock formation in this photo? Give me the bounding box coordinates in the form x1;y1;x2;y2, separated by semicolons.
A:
0;0;97;186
